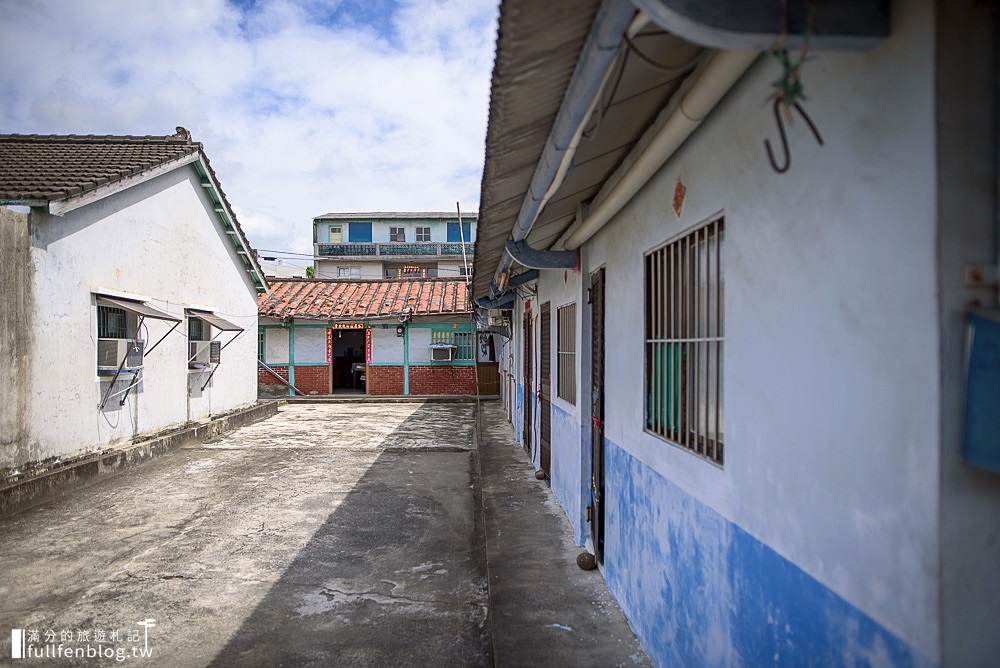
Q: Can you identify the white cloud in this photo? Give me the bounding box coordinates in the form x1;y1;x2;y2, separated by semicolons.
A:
0;0;498;259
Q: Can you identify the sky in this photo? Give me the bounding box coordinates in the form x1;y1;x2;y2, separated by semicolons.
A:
0;0;500;264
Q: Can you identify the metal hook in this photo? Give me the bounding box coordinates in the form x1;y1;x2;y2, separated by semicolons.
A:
764;97;824;174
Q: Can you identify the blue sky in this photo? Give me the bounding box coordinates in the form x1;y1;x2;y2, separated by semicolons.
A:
0;0;499;261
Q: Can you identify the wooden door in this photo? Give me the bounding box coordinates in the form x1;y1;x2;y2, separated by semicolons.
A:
590;269;606;563
540;302;552;479
522;310;532;454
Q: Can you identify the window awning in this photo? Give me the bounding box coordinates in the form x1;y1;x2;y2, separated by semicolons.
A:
185;309;243;332
97;296;181;322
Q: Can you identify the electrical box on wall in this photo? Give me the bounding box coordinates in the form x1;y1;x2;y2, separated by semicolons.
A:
962;311;1000;473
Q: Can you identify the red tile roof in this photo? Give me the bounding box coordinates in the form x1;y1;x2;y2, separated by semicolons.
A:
258;278;472;321
0;129;200;202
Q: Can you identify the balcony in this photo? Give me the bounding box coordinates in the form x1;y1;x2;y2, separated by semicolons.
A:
315;242;475;260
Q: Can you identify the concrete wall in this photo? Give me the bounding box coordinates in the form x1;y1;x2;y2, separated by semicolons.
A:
0;207;32;469
22;165;259;466
538;270;587;544
372;327;404;364
512;1;965;664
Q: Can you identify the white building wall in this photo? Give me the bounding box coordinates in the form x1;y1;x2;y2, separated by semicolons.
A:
538;270;587;543
293;327;327;364
371;327;404;364
26;165;259;462
264;328;289;365
540;1;941;663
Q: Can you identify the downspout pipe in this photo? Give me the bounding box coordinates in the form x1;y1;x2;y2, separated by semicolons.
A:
563;48;758;250
491;0;638;289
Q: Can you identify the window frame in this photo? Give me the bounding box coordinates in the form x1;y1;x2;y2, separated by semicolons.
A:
644;217;724;465
415;226;431;242
97;305;129;339
389;226;406;242
338;267;362;279
430;328;475;361
556;303;576;404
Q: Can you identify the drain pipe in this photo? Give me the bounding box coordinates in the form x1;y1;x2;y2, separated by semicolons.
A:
562;48;758;250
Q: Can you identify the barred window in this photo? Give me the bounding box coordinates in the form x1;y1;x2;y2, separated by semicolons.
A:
97;306;128;339
557;303;576;404
431;329;474;360
645;218;724;464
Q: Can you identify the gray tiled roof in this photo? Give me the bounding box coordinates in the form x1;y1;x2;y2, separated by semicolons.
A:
0;129;199;202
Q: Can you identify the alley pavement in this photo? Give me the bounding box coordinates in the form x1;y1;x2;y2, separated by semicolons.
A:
0;400;648;667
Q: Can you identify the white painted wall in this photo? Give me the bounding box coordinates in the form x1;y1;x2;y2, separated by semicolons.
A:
407;327;432;363
293;328;327;364
573;2;940;657
26;165;260;462
538;269;587;542
372;327;403;364
264;328;289;365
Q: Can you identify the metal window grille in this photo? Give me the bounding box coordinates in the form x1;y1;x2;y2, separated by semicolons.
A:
416;226;431;242
431;330;474;360
258;329;266;362
188;317;205;342
557;303;576;404
98;306;127;339
645;217;724;464
390;227;406;242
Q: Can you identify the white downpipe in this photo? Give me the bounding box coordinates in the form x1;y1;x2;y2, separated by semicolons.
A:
563;49;758;250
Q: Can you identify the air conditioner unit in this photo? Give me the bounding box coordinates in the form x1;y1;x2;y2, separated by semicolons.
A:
97;338;144;371
189;341;212;367
429;343;454;361
210;340;222;364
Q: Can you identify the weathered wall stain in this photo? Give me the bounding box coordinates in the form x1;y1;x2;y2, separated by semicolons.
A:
0;207;32;469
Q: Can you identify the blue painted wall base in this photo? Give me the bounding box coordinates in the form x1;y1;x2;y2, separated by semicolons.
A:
603;439;936;668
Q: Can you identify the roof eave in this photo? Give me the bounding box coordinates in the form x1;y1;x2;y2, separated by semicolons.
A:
192;157;270;295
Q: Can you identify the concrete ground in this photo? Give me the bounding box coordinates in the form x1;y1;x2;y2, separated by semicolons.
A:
0;400;648;667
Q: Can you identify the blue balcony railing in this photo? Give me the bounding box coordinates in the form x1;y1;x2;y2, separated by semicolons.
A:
316;242;475;258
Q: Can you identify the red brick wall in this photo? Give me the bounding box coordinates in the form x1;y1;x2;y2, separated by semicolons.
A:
292;366;329;395
259;365;289;385
368;366;404;395
263;365;475;396
409;366;477;395
258;365;328;395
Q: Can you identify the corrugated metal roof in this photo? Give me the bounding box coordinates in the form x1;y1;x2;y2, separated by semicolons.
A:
258;278;472;321
313;212;479;220
472;0;704;300
472;0;604;301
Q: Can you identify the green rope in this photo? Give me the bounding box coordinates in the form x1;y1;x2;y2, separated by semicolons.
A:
768;0;816;109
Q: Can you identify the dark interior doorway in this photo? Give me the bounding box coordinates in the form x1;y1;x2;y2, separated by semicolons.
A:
330;329;365;391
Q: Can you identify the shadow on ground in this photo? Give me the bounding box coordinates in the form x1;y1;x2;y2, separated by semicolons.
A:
207;404;490;668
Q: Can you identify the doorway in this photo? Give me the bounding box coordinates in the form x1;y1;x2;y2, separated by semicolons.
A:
540;302;551;480
590;268;606;563
329;328;366;392
522;310;533;454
